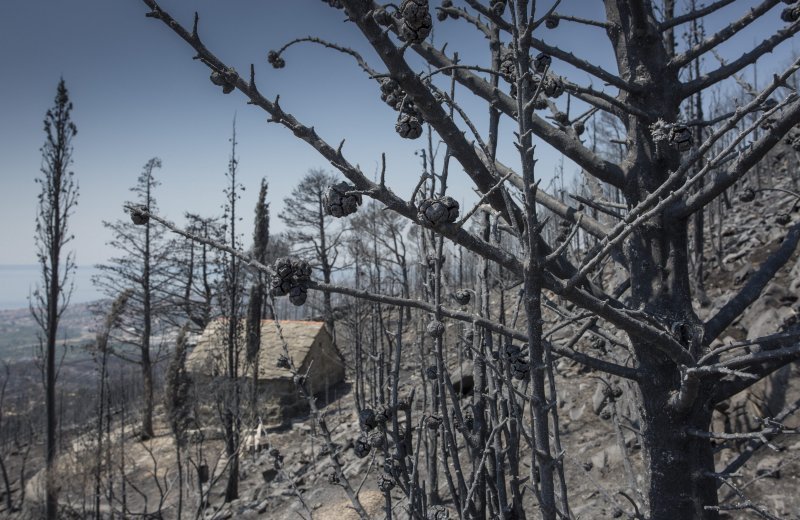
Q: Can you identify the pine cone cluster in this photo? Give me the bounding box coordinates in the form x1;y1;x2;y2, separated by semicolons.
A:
270;257;311;306
490;0;506;15
324;181;362;218
380;78;406;111
418;196;460;226
399;0;432;44
499;46;517;95
322;0;343;8
129;205;149;225
496;343;530;380
267;50;285;69
210;67;237;94
379;77;424;139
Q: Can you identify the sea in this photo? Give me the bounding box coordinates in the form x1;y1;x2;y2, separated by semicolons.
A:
0;264;103;310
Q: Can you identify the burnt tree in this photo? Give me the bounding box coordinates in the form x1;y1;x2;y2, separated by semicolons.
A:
139;1;800;519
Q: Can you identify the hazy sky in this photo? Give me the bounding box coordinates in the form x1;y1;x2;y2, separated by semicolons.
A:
0;0;795;269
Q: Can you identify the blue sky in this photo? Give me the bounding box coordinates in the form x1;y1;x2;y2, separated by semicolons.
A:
0;0;796;269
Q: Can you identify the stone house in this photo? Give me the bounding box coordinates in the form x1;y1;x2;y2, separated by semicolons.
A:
186;319;345;424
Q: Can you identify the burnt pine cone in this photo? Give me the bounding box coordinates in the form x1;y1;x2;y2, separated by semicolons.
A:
554;111;569;126
533;97;549;110
453;289;471;305
274;257;294;280
511;359;530;380
426;416;443;430
380;78;405;111
499;46;516;80
738;188;756;203
425;365;438;380
781;6;800;22
267;50;285;69
210;67;237;93
573;121;585;135
396;112;423;139
276;354;291;369
427;320;446;338
542;74;564;98
129;205;149;226
359;408;377;431
291;258;312;282
670;125;693;152
534;52;551;73
427;505;449;520
375;405;392;424
270;277;291;297
368;430;386;448
354;436;371;458
776;213;792;225
400;0;433;44
418;196;460;226
324;181;362;218
545;15;559;29
289;285;307;306
378;473;395;493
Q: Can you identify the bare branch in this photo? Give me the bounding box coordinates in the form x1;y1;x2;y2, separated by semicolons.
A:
681;20;800;97
658;0;736;30
669;0;781;69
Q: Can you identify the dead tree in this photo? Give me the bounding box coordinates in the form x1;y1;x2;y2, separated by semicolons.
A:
94;157;170;440
139;1;800;519
280;168;345;334
218;119;245;503
30;78;79;520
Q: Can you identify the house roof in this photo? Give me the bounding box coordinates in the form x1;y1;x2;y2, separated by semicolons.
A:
186;319;330;381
